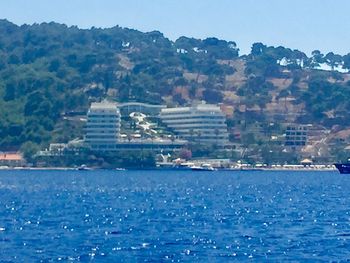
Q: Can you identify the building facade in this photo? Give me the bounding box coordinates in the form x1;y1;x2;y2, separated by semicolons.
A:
85;101;121;150
159;103;229;146
114;139;186;152
118;102;166;116
0;152;25;167
285;124;311;147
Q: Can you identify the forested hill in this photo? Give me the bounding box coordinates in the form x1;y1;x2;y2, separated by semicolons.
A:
1;19;350;150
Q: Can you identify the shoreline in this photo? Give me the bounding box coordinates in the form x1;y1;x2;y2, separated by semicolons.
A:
0;166;338;172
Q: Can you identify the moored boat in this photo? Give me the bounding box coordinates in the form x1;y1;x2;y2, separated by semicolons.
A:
191;163;216;171
77;164;92;171
334;163;350;174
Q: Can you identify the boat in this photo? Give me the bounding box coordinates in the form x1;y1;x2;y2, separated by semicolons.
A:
77;164;92;171
191;163;216;171
334;163;350;174
176;162;195;170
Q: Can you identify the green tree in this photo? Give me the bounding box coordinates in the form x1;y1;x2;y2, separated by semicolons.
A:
251;42;266;57
325;52;343;71
20;141;39;163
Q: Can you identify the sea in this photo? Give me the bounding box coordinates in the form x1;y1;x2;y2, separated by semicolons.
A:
0;169;349;262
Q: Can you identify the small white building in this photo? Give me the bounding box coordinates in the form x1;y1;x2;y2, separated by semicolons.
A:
85;101;121;151
160;103;229;146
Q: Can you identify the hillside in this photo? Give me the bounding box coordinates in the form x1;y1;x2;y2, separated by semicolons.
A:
1;19;350;160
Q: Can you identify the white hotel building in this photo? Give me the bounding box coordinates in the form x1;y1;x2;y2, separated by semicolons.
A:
160;103;229;146
84;101;186;152
85;101;121;150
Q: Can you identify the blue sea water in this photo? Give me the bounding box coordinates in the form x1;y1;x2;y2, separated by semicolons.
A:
0;169;349;262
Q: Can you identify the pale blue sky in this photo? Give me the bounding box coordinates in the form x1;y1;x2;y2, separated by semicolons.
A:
0;0;349;55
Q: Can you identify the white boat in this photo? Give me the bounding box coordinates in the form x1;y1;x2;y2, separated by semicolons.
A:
191;163;216;171
77;164;92;171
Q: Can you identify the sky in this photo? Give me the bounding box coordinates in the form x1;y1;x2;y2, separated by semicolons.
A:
0;0;349;55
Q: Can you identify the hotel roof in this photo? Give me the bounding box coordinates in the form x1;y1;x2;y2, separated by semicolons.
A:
90;101;117;110
161;104;221;113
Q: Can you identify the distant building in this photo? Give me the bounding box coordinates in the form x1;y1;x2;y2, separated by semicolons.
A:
38;140;86;157
285;124;311;147
85;101;121;151
0;152;25;167
114;138;186;152
159;103;229;146
118;102;166;116
84;101;185;152
49;143;67;154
